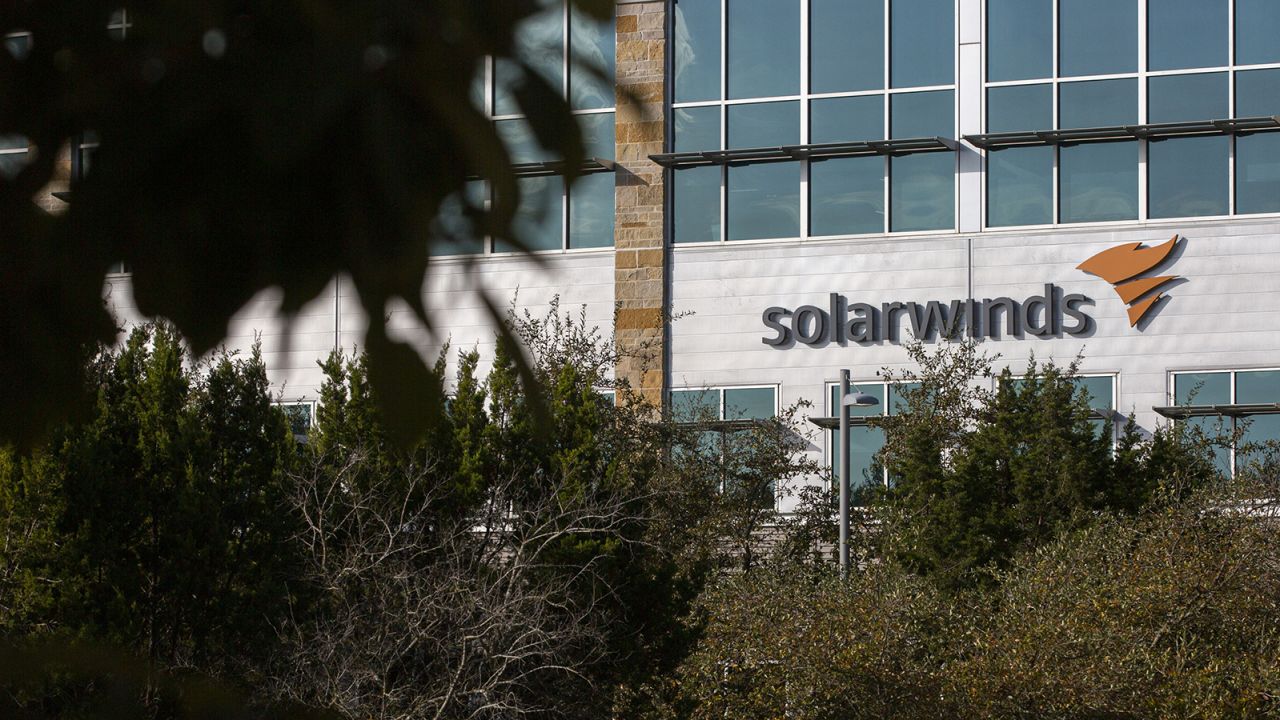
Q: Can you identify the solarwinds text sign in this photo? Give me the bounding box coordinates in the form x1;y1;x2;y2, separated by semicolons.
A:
761;236;1183;347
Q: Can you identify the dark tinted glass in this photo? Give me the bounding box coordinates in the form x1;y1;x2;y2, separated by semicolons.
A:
4;34;31;60
1237;371;1280;404
568;172;615;248
431;181;487;256
988;146;1053;227
812;0;884;92
0;134;26;151
675;106;720;152
724;387;775;419
674;0;721;102
496;118;554;163
1073;376;1114;410
727;101;799;148
1148;73;1228;123
1060;0;1137;76
1175;372;1231;405
495;4;564;116
727;0;800;99
671;388;719;421
1060;141;1138;222
890;153;954;231
1149;135;1228;218
811;96;884;144
891;0;954;88
673;165;721;243
1236;69;1280;118
987;0;1052;81
578;112;615;159
1059;79;1137;128
1148;0;1227;71
811;156;885;235
498;175;563;252
1236;0;1280;65
891;91;953;138
727;163;800;239
1237;133;1280;215
570;6;615;110
987;84;1052;132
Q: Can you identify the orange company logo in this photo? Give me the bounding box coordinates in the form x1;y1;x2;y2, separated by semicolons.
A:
1076;235;1185;328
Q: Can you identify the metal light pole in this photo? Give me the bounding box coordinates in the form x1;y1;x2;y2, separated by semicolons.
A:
838;370;878;580
838;369;851;579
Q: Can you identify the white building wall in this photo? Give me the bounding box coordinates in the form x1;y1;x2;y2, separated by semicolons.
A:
669;217;1280;511
103;250;617;404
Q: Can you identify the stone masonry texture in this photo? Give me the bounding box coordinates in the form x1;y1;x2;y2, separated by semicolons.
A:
613;0;666;409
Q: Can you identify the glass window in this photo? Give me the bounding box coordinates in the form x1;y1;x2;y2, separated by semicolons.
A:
811;157;885;236
496;117;552;164
987;84;1053;133
727;101;800;149
1060;141;1138;223
891;0;954;89
495;3;564;116
1236;68;1280;118
1148;0;1228;71
987;0;1052;82
1059;0;1137;77
727;0;800;99
1059;79;1138;129
1172;370;1280;474
672;388;720;421
890;152;954;232
724;387;776;420
727;163;800;240
1236;134;1280;215
675;106;720;152
1174;372;1231;405
811;96;883;145
811;0;883;93
1148;73;1228;123
579;112;615;159
828;383;891;493
1148;135;1228;218
568;173;615;248
674;166;722;244
278;403;314;438
674;0;722;103
431;181;487;256
988;147;1054;227
891;91;953;139
494;176;563;252
1235;0;1280;66
570;6;616;110
4;33;31;60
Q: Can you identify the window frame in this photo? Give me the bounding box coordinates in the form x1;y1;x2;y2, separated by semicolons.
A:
670;0;961;245
980;0;1280;231
1167;366;1280;475
670;383;781;507
436;1;618;259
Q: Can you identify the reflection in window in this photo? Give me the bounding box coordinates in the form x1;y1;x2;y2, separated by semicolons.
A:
890;153;954;232
1171;369;1280;475
988;146;1053;227
1060;141;1138;223
1148;135;1228;219
1147;0;1227;71
1059;0;1136;77
727;0;799;100
811;157;885;236
674;166;721;244
672;385;779;508
727;163;799;241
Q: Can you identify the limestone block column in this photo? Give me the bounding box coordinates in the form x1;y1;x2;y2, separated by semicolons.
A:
614;0;667;409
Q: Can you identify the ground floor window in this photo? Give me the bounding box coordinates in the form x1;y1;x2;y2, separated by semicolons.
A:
671;385;779;508
1169;369;1280;475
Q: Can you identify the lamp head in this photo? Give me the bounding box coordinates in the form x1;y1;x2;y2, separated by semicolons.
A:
843;391;879;408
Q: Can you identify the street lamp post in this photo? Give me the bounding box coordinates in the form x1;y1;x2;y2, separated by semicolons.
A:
838;369;878;579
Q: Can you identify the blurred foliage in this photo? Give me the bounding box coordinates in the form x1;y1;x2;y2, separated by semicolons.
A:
0;0;616;447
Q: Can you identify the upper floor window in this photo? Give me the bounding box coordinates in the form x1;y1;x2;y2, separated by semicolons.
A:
670;0;957;244
983;0;1280;228
435;2;616;257
1;33;32;180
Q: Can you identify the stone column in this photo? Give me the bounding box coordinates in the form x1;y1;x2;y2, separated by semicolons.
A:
613;0;666;409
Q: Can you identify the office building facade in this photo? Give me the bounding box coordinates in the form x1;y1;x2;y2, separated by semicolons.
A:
89;0;1280;507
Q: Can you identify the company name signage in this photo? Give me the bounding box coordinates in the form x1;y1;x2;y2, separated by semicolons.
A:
760;235;1185;348
761;285;1092;347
